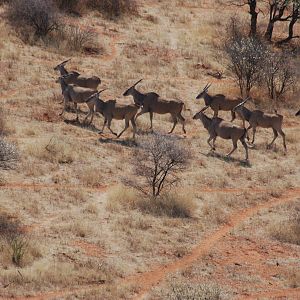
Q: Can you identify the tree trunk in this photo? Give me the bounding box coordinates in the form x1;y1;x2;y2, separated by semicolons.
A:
265;21;275;41
278;5;299;45
249;0;258;37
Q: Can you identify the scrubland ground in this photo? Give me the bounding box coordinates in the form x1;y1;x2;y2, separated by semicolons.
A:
0;0;300;299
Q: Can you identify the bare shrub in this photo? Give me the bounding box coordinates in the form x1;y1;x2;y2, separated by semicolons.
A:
166;280;222;300
263;50;296;99
0;214;28;266
8;0;59;38
225;18;266;96
0;139;19;169
88;0;137;18
124;133;190;197
63;25;97;52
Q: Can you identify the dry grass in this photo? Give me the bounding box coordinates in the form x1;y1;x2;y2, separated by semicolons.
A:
107;186;196;218
286;269;300;288
269;210;300;245
157;278;223;300
0;0;300;298
25;137;77;164
77;166;104;187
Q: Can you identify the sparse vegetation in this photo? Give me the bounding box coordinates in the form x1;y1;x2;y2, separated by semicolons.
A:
63;25;97;52
263;50;296;99
0;214;28;266
89;0;138;18
8;0;59;38
125;133;190;197
269;209;300;245
225;19;266;96
55;0;81;13
166;280;222;300
0;0;300;299
107;186;196;218
0;139;18;169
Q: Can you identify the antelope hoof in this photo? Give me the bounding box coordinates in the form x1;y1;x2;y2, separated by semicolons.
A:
98;131;103;135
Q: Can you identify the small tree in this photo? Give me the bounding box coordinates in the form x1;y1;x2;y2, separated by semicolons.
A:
225;22;266;96
263;50;296;99
124;134;190;197
8;0;58;37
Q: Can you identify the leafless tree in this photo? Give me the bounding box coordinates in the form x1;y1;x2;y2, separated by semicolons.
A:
263;50;296;99
8;0;58;37
124;134;190;197
225;19;266;96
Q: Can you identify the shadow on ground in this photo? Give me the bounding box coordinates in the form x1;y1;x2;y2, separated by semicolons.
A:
64;119;100;133
201;151;251;167
98;137;137;148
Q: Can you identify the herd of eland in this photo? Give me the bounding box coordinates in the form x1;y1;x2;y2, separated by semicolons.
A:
54;59;298;162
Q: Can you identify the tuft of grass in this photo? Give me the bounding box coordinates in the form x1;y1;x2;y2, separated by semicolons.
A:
107;186;196;218
166;279;222;300
26;137;76;164
269;211;300;245
106;185;139;212
77;167;104;187
137;193;196;218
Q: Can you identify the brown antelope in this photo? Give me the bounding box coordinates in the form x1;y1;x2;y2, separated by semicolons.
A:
233;99;287;151
57;75;97;122
193;107;249;161
85;91;138;139
54;59;101;89
196;83;243;121
123;79;186;134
